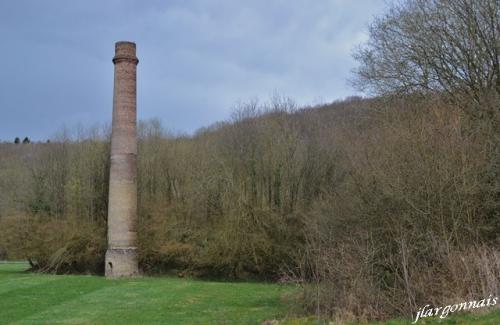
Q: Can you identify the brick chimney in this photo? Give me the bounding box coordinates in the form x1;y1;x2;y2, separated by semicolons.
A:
105;41;139;277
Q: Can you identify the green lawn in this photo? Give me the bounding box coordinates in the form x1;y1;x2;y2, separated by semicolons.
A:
1;263;498;325
0;263;293;324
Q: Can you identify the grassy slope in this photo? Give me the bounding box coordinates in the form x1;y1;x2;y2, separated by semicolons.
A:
0;263;292;324
1;263;498;325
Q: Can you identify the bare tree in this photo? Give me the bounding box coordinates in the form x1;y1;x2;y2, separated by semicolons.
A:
352;0;500;113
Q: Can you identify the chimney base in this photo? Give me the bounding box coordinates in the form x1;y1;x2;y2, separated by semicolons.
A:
105;248;139;278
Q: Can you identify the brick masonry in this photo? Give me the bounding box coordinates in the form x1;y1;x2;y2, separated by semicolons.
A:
105;41;139;277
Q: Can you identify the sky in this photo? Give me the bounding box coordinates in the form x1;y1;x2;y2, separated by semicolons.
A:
0;0;387;141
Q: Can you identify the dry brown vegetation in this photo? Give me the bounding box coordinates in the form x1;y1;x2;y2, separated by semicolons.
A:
289;95;499;320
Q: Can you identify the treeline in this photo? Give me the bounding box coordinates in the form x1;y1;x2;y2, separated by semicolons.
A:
0;96;340;276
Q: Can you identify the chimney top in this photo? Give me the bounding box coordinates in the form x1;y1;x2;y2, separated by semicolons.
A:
113;41;138;65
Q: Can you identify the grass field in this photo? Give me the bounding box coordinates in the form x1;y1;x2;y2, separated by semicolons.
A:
0;263;293;324
0;263;498;324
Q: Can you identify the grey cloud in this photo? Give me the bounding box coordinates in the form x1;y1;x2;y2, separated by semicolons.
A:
0;0;385;141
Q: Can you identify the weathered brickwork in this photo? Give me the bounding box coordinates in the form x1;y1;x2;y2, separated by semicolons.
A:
105;41;139;277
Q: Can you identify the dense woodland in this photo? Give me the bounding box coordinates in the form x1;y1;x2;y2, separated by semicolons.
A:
0;0;498;321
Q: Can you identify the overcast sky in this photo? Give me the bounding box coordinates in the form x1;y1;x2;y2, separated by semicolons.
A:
0;0;386;141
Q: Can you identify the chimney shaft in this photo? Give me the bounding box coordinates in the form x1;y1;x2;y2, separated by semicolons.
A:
105;41;139;277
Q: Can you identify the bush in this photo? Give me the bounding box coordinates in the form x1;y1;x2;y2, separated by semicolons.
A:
289;96;499;320
0;215;106;274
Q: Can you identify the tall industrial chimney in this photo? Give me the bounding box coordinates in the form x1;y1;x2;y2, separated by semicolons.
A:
105;41;139;277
